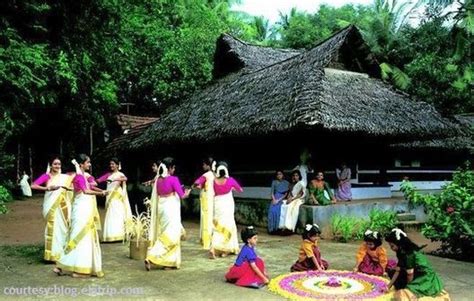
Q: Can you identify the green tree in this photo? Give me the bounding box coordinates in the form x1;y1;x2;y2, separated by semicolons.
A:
275;4;377;49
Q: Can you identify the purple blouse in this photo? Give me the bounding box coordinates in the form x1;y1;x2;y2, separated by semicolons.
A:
156;176;185;198
214;177;243;196
235;244;257;266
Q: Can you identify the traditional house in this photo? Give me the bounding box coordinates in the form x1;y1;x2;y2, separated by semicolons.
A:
106;26;464;201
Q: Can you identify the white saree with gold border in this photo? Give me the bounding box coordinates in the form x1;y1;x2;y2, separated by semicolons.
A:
57;179;103;277
146;193;182;268
200;171;215;250
279;181;306;231
42;174;73;262
102;171;132;242
211;191;239;254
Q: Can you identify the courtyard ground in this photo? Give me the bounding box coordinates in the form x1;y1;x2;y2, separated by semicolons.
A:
0;197;473;300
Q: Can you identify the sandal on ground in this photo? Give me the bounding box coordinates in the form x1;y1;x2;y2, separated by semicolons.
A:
144;260;151;271
53;267;63;276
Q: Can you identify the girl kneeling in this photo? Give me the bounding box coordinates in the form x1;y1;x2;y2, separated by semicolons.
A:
225;226;269;288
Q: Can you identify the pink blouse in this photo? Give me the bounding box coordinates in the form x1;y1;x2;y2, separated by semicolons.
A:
87;174;97;186
96;172;111;183
194;175;206;186
73;174;88;193
33;173;51;186
213;177;243;196
156;176;185;198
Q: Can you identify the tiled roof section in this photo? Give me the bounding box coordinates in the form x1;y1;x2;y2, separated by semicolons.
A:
116;114;159;131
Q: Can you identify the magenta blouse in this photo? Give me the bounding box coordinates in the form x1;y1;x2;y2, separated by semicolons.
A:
194;175;206;186
87;175;97;186
73;174;88;193
213;177;243;196
156;176;185;198
33;173;51;186
96;172;111;183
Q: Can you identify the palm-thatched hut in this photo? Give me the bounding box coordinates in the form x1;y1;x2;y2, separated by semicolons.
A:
107;26;465;199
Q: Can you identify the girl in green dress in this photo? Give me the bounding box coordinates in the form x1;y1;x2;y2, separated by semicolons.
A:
385;228;450;300
308;172;336;206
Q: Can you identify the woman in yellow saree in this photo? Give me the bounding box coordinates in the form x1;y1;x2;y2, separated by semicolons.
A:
145;157;190;270
31;157;74;262
53;154;108;278
193;157;216;251
145;161;187;242
97;158;132;242
209;162;242;259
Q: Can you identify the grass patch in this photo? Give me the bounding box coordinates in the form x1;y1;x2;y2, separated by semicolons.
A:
0;244;44;263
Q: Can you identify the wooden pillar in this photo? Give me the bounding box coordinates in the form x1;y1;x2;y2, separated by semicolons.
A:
28;147;33;181
89;125;94;155
17;144;21;180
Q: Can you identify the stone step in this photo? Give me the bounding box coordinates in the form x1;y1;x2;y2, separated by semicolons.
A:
397;221;424;231
396;213;417;221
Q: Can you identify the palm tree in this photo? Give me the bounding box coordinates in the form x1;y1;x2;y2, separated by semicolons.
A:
423;0;473;91
362;0;422;89
253;16;269;41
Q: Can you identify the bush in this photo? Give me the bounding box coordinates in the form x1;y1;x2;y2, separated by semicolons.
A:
330;209;398;242
330;214;369;242
368;208;398;237
400;162;474;260
0;185;13;214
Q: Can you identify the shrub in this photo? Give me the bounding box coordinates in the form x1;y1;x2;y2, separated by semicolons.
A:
368;208;398;236
400;162;474;259
330;209;398;242
330;214;369;242
0;185;13;214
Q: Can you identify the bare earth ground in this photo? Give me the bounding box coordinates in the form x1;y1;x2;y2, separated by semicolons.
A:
0;197;473;300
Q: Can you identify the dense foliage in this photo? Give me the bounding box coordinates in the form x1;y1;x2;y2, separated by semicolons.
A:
0;0;472;193
401;163;474;260
0;185;13;214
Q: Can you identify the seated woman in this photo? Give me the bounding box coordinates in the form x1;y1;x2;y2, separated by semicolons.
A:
278;170;306;232
307;171;336;206
336;163;352;201
267;170;289;234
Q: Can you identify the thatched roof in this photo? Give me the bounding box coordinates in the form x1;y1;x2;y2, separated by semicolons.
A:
391;114;474;153
116;26;459;150
213;34;301;78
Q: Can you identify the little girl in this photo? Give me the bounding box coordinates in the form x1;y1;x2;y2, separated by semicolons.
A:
225;226;269;288
291;224;329;271
353;230;394;276
385;228;450;300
